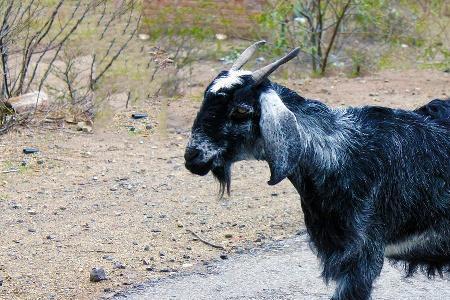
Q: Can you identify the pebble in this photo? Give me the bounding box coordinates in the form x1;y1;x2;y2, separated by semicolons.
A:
131;113;148;119
144;245;150;251
90;267;107;282
27;209;37;215
28;228;36;233
224;233;233;239
113;262;126;269
23;147;39;154
11;203;22;209
102;255;114;261
220;254;228;260
46;235;56;240
0;275;2;286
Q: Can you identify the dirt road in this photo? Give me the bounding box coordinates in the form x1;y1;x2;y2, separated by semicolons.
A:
113;234;450;300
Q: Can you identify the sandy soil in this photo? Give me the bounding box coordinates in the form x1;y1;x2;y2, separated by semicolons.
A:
0;69;448;300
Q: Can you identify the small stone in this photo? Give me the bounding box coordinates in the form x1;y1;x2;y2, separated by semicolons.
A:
224;233;233;239
145;266;155;271
110;186;118;191
145;124;153;130
104;288;112;293
46;235;56;240
131;113;148;119
142;259;151;265
23;147;39;154
159;251;165;257
159;268;171;273
220;254;228;260
37;159;44;165
0;275;2;286
151;228;161;233
27;210;37;215
113;262;126;269
28;228;36;233
144;245;150;251
102;255;114;261
132;241;138;245
76;122;93;133
90;267;107;282
11;203;22;209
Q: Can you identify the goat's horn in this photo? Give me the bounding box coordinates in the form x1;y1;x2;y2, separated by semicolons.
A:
252;47;300;85
230;40;266;71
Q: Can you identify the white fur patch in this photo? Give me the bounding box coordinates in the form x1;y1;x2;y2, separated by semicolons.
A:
385;230;438;257
209;70;252;93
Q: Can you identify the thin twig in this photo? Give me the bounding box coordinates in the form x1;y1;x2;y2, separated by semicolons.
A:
186;229;225;250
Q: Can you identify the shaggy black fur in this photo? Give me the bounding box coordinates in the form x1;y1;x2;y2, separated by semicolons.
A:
185;72;450;300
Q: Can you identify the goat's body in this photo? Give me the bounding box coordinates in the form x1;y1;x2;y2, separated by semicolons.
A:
185;42;450;299
267;84;450;299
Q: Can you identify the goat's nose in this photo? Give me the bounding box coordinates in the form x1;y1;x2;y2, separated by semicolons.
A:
184;147;201;161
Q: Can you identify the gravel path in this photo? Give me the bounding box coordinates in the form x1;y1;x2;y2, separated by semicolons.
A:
113;234;450;300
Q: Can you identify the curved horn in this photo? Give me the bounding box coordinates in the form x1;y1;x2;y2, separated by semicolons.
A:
252;47;300;85
230;40;266;71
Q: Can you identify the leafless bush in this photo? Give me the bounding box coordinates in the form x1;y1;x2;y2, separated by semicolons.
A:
0;0;140;133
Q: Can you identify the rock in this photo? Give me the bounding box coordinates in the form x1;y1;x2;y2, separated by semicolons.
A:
102;255;114;261
138;33;150;40
159;268;171;273
224;233;233;239
113;262;126;269
28;228;36;233
144;245;150;251
6;91;50;114
76;121;93;133
11;202;22;209
220;254;228;260
46;235;56;240
131;113;148;119
90;267;107;282
23;147;39;154
145;124;153;130
27;210;37;215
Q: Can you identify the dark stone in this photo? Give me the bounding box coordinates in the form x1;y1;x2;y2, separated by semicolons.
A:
23;147;39;154
131;113;148;119
90;267;107;282
220;254;228;260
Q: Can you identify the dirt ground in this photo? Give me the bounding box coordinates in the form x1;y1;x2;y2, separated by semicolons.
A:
0;69;449;300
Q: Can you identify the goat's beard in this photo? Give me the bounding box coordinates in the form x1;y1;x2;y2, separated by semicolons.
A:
212;162;231;199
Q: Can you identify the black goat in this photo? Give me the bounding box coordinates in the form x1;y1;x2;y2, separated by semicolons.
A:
184;41;450;300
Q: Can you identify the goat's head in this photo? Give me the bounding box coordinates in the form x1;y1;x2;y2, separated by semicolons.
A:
185;41;302;195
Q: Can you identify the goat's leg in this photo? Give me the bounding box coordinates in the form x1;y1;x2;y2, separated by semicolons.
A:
330;246;384;300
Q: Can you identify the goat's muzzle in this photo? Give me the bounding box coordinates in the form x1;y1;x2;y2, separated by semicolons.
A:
184;147;213;176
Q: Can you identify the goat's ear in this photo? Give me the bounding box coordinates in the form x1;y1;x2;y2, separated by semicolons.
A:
259;90;302;185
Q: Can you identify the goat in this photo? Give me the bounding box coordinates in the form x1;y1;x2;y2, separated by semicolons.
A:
184;41;450;300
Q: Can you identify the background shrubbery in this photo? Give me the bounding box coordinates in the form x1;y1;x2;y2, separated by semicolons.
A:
0;0;449;133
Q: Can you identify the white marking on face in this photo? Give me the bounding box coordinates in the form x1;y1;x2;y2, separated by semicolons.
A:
209;70;252;93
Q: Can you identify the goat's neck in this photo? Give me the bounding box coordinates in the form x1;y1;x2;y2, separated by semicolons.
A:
274;84;357;174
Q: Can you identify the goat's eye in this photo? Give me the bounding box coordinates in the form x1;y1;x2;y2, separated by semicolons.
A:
230;106;251;120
